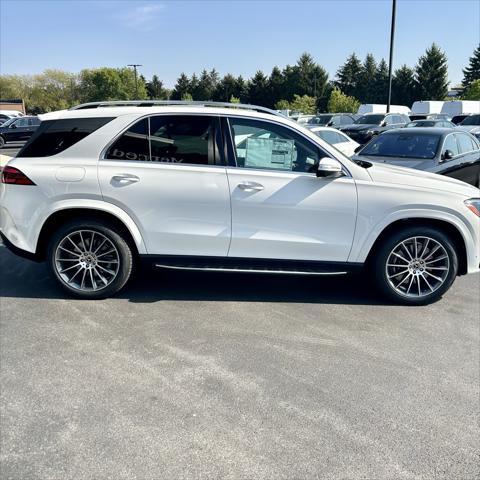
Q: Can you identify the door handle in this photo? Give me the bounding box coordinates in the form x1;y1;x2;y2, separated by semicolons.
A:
111;174;140;184
237;181;264;192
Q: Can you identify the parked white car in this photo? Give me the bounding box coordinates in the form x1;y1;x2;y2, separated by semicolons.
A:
1;101;479;304
307;126;360;157
357;104;411;115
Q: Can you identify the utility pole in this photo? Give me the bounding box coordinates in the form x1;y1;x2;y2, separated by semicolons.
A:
128;64;142;98
386;0;397;113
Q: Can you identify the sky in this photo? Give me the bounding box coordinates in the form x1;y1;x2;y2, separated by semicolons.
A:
0;0;478;87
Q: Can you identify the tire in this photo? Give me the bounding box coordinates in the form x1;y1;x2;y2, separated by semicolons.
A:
47;219;133;299
0;136;5;149
372;226;458;305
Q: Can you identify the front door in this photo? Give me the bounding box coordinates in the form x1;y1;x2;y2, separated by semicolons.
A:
98;114;231;256
224;116;357;262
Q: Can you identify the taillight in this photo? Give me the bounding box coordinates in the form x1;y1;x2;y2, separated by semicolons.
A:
1;166;36;185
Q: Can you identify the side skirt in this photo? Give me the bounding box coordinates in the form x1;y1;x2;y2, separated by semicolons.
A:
140;255;363;276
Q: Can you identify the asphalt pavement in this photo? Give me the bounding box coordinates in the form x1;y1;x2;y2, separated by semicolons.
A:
1;242;479;479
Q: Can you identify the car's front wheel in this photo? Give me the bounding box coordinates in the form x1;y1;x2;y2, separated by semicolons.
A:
47;220;133;299
373;226;458;305
0;136;5;149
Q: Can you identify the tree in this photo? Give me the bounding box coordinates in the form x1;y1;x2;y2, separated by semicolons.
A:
359;54;377;103
335;53;363;98
392;65;417;107
327;87;360;113
289;94;317;114
171;73;191;100
229;95;240;104
415;43;449;100
247;70;269;106
181;92;193;101
462;79;480;100
268;66;285;108
295;52;328;100
78;67;146;103
462;45;480;88
214;74;239;102
146;75;168;99
372;59;389;104
274;99;291;110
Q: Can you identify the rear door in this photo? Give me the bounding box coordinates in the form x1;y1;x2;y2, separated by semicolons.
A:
224;116;357;262
98;114;231;256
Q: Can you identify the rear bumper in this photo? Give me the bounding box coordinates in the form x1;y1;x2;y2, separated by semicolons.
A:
0;230;39;261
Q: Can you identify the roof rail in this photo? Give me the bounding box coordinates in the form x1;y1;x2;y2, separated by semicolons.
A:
69;100;284;117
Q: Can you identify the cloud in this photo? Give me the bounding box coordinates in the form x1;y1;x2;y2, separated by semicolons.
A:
116;3;165;31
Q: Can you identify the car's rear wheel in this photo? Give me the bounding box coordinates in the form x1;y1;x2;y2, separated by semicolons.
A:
373;226;458;305
47;220;133;299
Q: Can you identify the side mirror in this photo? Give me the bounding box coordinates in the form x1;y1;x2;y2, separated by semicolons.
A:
354;145;363;154
9;123;17;129
326;121;334;126
442;149;454;161
380;121;386;127
316;157;344;178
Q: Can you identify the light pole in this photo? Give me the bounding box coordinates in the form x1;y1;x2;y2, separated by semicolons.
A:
386;0;397;113
128;64;142;98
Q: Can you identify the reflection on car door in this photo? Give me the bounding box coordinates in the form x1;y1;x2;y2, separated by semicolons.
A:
224;116;357;262
432;132;480;187
98;115;232;256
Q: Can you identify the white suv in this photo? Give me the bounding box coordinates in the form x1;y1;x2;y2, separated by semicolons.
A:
1;101;479;304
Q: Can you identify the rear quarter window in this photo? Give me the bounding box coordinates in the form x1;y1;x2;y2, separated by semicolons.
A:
18;117;114;157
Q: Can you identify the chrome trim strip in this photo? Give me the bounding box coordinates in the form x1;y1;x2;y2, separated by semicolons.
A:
154;264;348;275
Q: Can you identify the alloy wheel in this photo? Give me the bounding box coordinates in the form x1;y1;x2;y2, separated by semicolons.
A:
54;230;120;292
385;236;450;298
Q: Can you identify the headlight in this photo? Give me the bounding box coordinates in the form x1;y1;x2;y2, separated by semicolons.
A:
366;130;375;135
465;198;480;217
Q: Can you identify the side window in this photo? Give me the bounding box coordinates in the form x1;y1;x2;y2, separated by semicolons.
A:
317;130;342;145
456;133;475;154
149;115;213;165
29;117;41;126
384;116;393;125
106;118;149;161
441;134;459;159
19;117;114;158
106;116;215;165
13;117;29;127
342;116;353;125
229;117;321;173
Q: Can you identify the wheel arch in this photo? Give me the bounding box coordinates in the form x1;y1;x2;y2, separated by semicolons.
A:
35;207;146;260
365;217;468;275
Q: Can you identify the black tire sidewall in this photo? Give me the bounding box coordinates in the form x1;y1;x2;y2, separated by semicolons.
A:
47;220;133;299
0;136;5;148
374;226;458;305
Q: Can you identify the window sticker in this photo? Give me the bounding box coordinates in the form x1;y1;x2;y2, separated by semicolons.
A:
245;138;294;170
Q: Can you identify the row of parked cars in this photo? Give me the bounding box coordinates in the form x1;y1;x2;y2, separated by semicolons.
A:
299;112;480;188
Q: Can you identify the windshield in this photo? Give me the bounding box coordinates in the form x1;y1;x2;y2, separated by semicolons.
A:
1;118;16;128
360;132;440;159
460;115;480;126
354;114;384;125
406;121;436;127
308;115;332;125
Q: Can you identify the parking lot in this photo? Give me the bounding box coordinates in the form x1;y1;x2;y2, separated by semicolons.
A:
1;240;479;479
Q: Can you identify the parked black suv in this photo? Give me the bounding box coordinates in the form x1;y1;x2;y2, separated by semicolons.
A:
0;116;41;148
339;113;410;143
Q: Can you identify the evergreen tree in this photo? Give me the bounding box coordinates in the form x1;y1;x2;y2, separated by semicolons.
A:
359;54;377;103
392;65;417;107
268;66;285;108
462;45;480;88
171;73;191;100
213;74;238;102
146;74;167;99
295;52;328;100
247;70;269;106
335;53;363;98
415;43;449;100
373;59;389;104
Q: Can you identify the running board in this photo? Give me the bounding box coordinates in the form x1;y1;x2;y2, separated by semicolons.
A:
154;264;348;275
